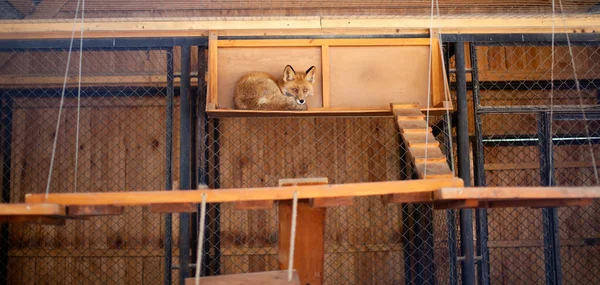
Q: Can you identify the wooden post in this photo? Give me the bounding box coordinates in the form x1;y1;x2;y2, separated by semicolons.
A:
278;178;327;285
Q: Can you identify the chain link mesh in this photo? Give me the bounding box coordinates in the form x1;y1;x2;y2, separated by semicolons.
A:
473;41;600;284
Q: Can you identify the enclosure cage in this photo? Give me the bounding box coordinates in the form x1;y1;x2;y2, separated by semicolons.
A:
1;1;600;285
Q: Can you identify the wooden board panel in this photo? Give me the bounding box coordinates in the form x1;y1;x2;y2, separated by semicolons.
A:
217;47;323;109
435;186;600;201
0;203;65;216
329;46;430;108
185;270;300;285
26;178;463;206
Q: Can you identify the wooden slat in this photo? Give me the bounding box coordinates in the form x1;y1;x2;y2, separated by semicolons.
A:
0;203;65;216
309;197;353;208
2;16;600;40
150;203;197;213
396;119;429;130
234;200;274;210
217;38;431;47
208;31;219;108
0;215;66;225
434;199;479;210
415;162;454;178
321;45;331;108
381;192;433;205
25;178;464;206
435;186;600;201
185;270;300;285
479;198;593;209
401;132;439;147
67;205;124;216
409;146;446;160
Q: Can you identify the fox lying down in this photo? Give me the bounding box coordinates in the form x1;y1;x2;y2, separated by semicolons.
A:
233;65;316;111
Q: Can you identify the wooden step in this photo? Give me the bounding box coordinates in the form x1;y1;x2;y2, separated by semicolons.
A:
392;106;424;117
415;162;454;179
396;119;429;131
0;203;65;216
409;146;446;160
401;132;439;148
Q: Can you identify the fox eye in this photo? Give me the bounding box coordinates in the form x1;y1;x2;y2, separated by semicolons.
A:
303;88;308;92
292;88;298;92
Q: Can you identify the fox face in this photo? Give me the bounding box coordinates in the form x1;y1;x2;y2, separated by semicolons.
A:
280;65;316;106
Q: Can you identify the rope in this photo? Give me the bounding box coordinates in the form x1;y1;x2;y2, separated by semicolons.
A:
549;0;556;187
74;0;85;193
423;0;436;179
45;0;83;198
557;0;600;185
288;190;299;282
194;193;208;285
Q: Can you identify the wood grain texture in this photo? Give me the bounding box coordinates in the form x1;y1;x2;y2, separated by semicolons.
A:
25;178;463;206
185;270;300;285
435;187;600;200
0;203;65;216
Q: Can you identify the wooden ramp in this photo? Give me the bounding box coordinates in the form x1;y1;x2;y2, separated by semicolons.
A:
391;103;454;180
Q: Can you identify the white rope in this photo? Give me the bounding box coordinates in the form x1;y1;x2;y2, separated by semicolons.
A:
557;0;600;185
45;0;82;198
288;190;299;282
423;0;436;179
194;193;207;285
74;0;85;193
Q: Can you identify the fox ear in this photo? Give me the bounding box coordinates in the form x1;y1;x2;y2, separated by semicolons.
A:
305;66;316;83
283;65;296;82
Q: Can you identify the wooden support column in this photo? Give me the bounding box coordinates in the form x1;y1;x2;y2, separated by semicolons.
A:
278;178;327;285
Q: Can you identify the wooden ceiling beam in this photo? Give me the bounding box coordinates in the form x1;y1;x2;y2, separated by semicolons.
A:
1;15;600;39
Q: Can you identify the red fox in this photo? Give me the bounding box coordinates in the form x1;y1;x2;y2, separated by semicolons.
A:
233;65;316;111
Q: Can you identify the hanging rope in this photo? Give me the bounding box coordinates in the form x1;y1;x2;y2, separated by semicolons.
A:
45;0;83;199
288;190;299;282
194;193;208;285
557;0;600;185
74;0;85;193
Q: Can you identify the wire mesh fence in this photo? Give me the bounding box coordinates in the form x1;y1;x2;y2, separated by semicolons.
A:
472;40;600;285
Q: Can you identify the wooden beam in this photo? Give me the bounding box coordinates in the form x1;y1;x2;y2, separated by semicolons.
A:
217;38;430;47
434;199;479;210
185;270;300;285
309;196;353;208
321;45;331;108
0;203;65;216
1;16;599;40
208;31;218;109
381;192;433;205
25;178;464;206
67;205;124;216
234;200;274;210
479;198;593;209
0;215;66;225
0;75;197;88
150;203;197;213
435;186;600;201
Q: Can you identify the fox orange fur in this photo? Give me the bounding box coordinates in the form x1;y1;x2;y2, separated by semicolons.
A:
233;65;316;111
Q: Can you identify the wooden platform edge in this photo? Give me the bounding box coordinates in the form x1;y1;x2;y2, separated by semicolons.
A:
184;270;300;285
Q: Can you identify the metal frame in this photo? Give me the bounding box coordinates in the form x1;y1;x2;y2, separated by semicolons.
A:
0;96;13;285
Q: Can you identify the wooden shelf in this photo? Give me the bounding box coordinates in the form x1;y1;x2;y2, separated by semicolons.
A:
0;203;67;225
433;186;600;209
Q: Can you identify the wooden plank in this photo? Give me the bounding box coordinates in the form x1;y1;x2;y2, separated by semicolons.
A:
321;45;331;108
0;203;65;216
409;146;446;160
415;162;454;178
234;200;274;210
0;215;66;225
0;75;195;88
26;178;463;206
434;199;479;210
435;186;600;201
217;38;430;47
185;270;300;285
401;132;439;147
208;31;219;108
2;16;600;40
479;198;593;209
279;177;329;187
67;205;124;216
309;197;353;208
150;203;197;213
279;200;324;285
381;191;433;205
391;106;423;117
396;119;429;130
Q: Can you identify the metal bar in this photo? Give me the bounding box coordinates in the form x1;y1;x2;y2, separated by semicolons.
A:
0;37;207;50
164;48;174;285
442;33;600;43
178;44;192;285
470;42;491;285
454;41;476;285
402;203;414;285
0;95;13;285
539;112;563;285
442;112;459;285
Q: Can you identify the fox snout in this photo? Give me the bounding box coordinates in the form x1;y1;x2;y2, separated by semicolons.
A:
296;98;306;105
